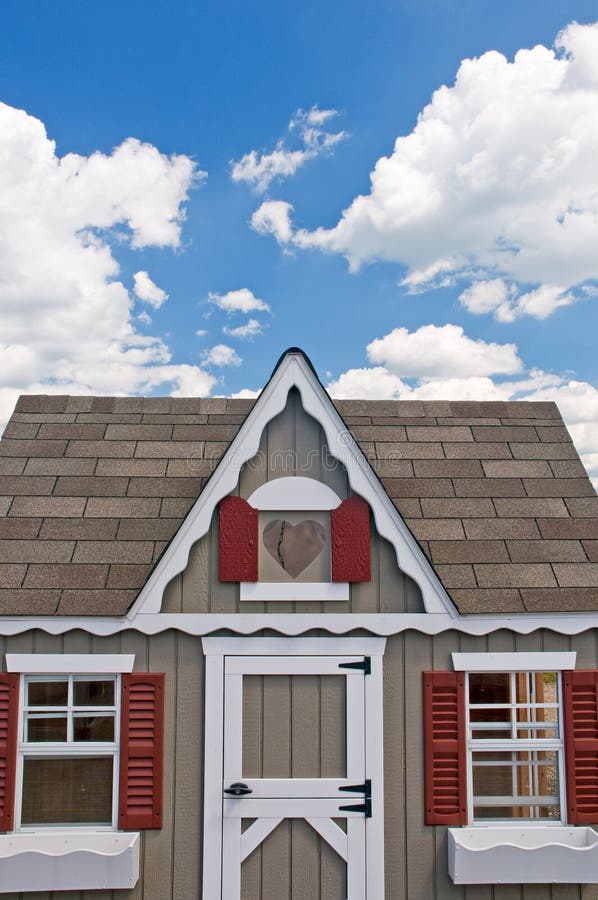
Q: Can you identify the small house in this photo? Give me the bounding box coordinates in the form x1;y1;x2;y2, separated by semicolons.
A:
0;347;597;898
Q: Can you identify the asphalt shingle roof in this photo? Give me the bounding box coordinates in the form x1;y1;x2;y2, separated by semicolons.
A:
0;393;596;616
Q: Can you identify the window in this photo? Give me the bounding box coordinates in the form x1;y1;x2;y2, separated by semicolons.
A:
466;670;564;823
18;675;119;829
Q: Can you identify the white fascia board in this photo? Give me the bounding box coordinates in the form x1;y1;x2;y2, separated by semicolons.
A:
5;653;135;673
247;476;341;510
202;636;387;656
127;353;456;620
2;612;598;637
452;651;576;672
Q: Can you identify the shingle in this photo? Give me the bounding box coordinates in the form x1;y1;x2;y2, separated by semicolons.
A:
404;519;466;541
165;459;217;477
537;425;572;443
172;424;240;441
375;442;444;459
95;458;167;476
106;565;153;588
553;564;598;587
453;479;526;498
352;426;407;442
524;478;596;498
0;590;60;614
9;496;86;517
475;564;557;588
91;397;115;412
117;519;181;541
493;498;569;518
482;460;552;478
369;460;414;478
0;518;42;539
65;397;94;413
443;442;512;459
507;540;586;563
134;441;205;458
0;458;26;475
38;424;106;440
23;458;97;476
1;497;13;515
383;478;454;497
550;460;588;478
392;498;422;518
65;440;135;458
539;519;598;540
0;476;55;495
0;565;26;587
126;477;204;497
413;459;483;478
407;426;473;442
12;413;76;424
565;497;598;517
224;398;253;414
0;439;67;457
463;518;541;540
421;498;495;518
449;401;512;418
450;589;525;614
511;443;578;460
16;395;68;413
434;565;477;588
582;541;598;562
76;413;142;424
105;424;173;440
56;590;138;615
505;401;560;419
3;422;40;439
84;498;161;518
73;541;154;563
429;541;509;564
522;588;598;612
23;564;108;589
142;414;208;425
0;541;75;562
54;476;129;497
204;442;229;459
472;426;539;442
39;519;118;540
160;498;196;518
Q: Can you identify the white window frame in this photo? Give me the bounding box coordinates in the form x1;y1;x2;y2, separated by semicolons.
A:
453;652;575;828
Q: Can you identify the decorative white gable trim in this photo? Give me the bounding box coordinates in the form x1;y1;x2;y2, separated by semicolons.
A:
247;476;341;510
127;351;456;620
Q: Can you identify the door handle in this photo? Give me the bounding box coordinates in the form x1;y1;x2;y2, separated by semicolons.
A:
224;782;253;796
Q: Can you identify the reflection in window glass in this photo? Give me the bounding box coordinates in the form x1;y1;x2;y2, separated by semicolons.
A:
21;757;113;825
27;680;68;707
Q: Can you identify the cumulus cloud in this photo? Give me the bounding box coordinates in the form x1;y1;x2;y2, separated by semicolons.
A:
230;388;261;399
0;101;215;427
258;22;598;320
231;105;347;192
202;344;242;367
327;322;598;486
209;288;271;314
223;318;263;340
251;201;294;244
133;271;169;308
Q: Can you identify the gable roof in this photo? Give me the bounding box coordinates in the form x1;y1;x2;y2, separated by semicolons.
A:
0;351;596;617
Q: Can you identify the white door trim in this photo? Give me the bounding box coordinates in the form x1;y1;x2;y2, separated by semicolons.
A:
201;636;386;899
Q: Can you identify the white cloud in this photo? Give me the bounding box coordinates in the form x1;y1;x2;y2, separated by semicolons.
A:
194;329;208;337
366;324;522;378
259;22;598;320
223;318;263;340
230;388;261;399
0;101;215;425
231;105;347;192
459;279;574;321
328;322;598;486
202;344;242;367
133;270;169;308
137;311;152;325
251;201;294;244
209;288;271;314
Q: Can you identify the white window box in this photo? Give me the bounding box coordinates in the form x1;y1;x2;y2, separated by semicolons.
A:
0;831;139;892
449;826;598;884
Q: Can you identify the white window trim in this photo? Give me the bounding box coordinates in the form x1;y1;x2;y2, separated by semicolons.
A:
240;581;349;602
452;652;576;672
247;476;342;510
6;653;135;673
15;672;121;832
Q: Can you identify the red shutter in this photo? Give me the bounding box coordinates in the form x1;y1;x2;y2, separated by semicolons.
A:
563;669;598;824
0;674;18;832
423;671;467;825
219;496;258;582
119;673;164;830
331;496;371;582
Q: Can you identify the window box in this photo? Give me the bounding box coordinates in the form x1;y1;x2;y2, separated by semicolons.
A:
448;826;598;884
0;831;140;892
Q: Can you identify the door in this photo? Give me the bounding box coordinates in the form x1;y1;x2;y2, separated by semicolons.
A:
202;638;385;900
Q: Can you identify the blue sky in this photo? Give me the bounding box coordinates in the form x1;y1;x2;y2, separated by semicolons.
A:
1;1;598;480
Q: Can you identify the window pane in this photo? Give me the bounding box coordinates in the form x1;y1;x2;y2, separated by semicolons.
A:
469;673;510;705
474;805;561;820
472;750;560;820
27;680;68;707
21;757;113;825
73;715;115;742
74;679;115;707
27;716;67;742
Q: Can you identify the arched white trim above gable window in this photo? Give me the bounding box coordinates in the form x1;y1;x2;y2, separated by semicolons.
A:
247;477;342;511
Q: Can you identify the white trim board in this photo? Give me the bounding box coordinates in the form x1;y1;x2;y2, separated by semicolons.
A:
239;581;349;602
247;476;342;510
5;654;135;673
3;611;598;637
452;651;576;672
126;351;456;619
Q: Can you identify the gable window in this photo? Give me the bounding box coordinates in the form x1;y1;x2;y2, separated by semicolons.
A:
18;675;119;829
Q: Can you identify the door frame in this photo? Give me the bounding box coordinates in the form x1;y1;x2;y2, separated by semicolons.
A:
201;636;386;899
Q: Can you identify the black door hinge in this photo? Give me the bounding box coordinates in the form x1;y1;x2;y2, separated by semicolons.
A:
339;779;372;818
338;656;371;674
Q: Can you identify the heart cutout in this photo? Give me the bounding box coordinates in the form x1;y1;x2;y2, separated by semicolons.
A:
262;519;326;579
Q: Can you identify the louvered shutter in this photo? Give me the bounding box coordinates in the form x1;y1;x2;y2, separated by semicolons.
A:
119;673;164;830
331;496;371;582
219;496;258;582
0;674;18;832
563;669;598;824
423;671;467;825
